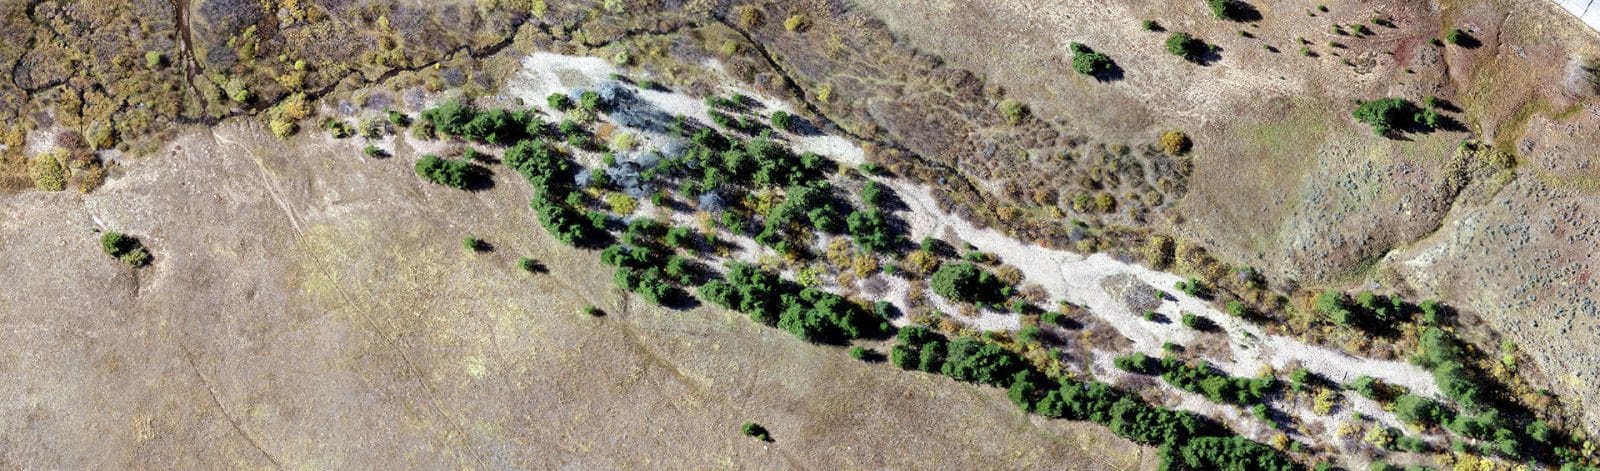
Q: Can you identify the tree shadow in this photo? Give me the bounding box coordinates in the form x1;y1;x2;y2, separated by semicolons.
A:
1224;1;1263;22
1090;62;1125;82
1191;46;1225;66
461;165;496;192
521;260;549;274
788;115;826;137
855;349;889;363
659;290;703;311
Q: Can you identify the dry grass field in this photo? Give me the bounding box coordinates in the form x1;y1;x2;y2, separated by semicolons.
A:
0;122;1149;469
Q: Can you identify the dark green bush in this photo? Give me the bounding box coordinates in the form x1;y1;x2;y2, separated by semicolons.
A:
699;263;888;343
846;209;896;253
930;262;1002;304
1352;97;1426;135
770;110;793;131
413;154;486;190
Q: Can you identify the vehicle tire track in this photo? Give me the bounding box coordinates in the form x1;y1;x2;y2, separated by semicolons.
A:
209;129;494;470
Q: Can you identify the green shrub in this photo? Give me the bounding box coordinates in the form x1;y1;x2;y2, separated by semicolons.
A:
101;231;153;268
741;422;772;441
1349;375;1380;399
1165;32;1207;62
1352;97;1425;135
699;263;888;344
1017;326;1043;344
387;110;411;127
547;93;572;111
940;336;1027;387
414;154;486;190
999;100;1029;125
1289;367;1312;391
1393;393;1447;426
463;237;488;252
1141;20;1162;31
930;262;1002;304
1069;43;1115;76
770;110;793;131
1446;28;1468;45
846;209;896;253
1206;0;1248;21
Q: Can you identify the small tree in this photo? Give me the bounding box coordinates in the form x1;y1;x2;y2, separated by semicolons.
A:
1207;0;1250;21
770;110;793;131
930;262;992;303
1352;97;1423;135
1165;32;1207;62
999;100;1029;125
101;231;153;268
741;422;772;441
547;93;572;111
1069;43;1115;76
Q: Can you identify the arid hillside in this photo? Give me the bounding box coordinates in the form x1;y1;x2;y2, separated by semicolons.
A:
843;0;1600;431
2;0;1600;469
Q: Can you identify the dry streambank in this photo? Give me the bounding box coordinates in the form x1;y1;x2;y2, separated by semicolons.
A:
499;51;1454;457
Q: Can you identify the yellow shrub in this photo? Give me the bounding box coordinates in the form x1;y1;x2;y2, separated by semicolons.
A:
605;192;638;215
279;93;311;120
826;238;853;266
784;14;808;32
1159;130;1191;155
901;250;938;277
28;153;66;191
851;253;880;278
269;118;298;138
734;5;760;28
1313;389;1337;415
